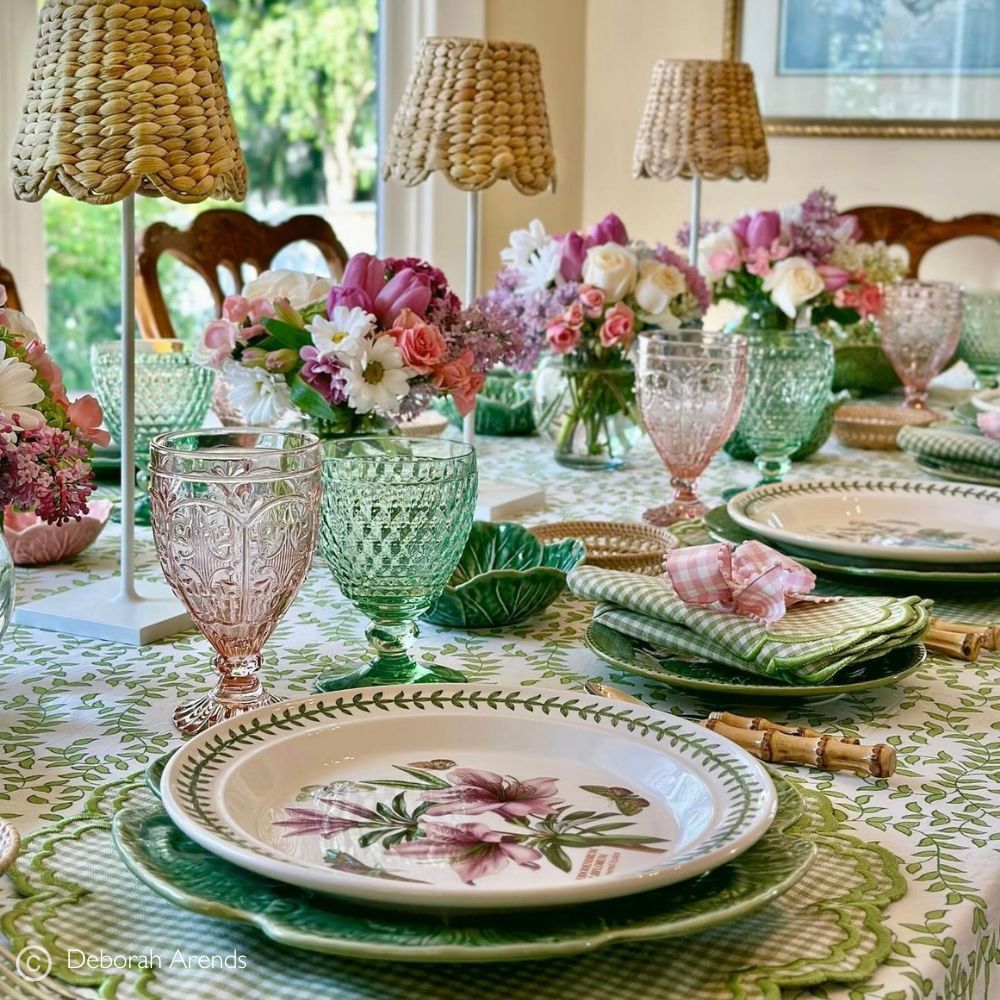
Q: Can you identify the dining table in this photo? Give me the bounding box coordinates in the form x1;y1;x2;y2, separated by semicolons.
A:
0;396;997;1000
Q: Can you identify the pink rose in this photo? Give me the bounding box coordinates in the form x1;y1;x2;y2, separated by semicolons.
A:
563;302;585;329
24;339;68;405
859;283;883;318
817;265;850;292
388;308;447;373
546;322;581;354
579;285;605;318
599;302;635;349
67;394;111;448
434;350;485;417
223;295;251;324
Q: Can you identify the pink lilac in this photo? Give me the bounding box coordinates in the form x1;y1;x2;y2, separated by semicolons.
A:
653;245;711;312
0;421;95;524
391;821;542;884
299;346;347;406
787;187;852;264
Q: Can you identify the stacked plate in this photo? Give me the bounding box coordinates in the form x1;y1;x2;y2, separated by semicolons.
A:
112;685;816;962
713;479;1000;587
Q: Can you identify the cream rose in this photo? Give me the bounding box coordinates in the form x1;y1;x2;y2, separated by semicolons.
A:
633;259;686;324
242;269;333;309
581;243;639;302
762;256;824;319
697;226;741;282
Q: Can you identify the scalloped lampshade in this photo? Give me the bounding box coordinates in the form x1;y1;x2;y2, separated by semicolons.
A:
633;59;769;183
383;35;556;196
11;0;247;206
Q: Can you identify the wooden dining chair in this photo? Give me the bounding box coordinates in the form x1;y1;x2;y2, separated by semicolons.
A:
135;208;349;339
0;264;21;310
845;205;1000;277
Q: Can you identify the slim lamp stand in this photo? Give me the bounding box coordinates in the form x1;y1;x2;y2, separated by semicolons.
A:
14;196;191;645
462;190;479;446
688;173;701;268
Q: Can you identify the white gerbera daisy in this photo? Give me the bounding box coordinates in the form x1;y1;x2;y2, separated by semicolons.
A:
500;218;552;272
343;336;411;415
308;306;374;363
0;344;45;429
223;361;292;425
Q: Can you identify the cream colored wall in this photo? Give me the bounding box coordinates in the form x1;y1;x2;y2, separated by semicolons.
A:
484;0;1000;292
480;0;586;291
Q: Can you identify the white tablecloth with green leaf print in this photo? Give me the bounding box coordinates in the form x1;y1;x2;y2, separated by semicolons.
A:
0;424;998;1000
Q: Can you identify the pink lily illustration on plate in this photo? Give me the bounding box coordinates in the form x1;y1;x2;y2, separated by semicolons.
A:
275;759;667;885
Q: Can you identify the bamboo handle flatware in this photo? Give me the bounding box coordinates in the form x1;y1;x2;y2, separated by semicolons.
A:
702;719;895;778
584;681;895;777
925;618;998;662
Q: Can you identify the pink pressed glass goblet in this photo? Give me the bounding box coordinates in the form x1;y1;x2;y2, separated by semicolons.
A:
637;330;748;525
878;281;963;410
149;429;322;735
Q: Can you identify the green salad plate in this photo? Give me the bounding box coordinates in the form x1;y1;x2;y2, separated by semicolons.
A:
423;521;585;628
586;622;927;702
703;506;1000;585
112;756;813;963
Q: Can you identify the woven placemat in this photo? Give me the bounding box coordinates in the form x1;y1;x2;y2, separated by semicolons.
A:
1;772;904;1000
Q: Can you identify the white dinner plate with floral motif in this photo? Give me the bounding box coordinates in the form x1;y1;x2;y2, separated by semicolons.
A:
160;685;776;912
728;480;1000;565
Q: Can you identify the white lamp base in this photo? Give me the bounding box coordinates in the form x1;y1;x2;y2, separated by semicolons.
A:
475;479;546;521
14;578;191;646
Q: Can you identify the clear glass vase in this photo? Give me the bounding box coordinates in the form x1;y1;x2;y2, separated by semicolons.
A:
532;355;642;471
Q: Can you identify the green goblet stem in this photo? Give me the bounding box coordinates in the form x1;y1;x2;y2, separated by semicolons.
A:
754;453;792;485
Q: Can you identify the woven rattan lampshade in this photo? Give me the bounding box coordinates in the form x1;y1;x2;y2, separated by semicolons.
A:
633;60;769;183
383;36;556;196
11;0;247;206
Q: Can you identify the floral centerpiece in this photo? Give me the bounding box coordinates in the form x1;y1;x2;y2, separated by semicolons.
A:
0;285;108;630
199;257;517;435
483;213;708;469
689;189;909;459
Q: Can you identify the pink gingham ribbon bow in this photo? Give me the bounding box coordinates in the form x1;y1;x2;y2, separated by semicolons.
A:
665;541;838;625
977;412;1000;441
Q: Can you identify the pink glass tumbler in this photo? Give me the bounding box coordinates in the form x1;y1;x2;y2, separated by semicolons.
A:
637;330;748;525
149;428;322;735
878;281;963;410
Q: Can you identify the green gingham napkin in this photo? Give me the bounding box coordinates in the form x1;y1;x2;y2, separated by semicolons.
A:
897;424;1000;471
567;565;932;684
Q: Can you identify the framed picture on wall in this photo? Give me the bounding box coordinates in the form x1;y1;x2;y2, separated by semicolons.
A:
724;0;1000;138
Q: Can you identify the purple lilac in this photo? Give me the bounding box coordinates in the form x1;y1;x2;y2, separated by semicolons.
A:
787;187;844;264
675;219;722;251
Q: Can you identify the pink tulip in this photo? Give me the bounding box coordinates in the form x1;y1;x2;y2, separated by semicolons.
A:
817;265;851;292
559;231;587;282
730;214;752;245
342;253;388;305
586;213;629;249
373;269;432;326
327;285;373;316
746;211;781;251
67;395;111;447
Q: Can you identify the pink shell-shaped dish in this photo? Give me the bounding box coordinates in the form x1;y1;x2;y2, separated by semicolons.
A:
4;500;113;566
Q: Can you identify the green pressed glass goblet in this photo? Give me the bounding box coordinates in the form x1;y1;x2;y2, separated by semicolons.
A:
959;291;1000;389
738;331;834;486
91;341;216;523
315;437;478;691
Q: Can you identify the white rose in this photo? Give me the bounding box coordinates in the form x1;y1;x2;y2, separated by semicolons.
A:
242;269;333;309
633;259;686;325
582;243;639;302
762;256;825;319
697;226;740;282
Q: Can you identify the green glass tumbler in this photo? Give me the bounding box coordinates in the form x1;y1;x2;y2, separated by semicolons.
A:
739;330;834;485
315;437;478;691
959;291;1000;389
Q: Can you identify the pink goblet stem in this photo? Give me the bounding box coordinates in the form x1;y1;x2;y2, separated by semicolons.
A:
643;476;707;526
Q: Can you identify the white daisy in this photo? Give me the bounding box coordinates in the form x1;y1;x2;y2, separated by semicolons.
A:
223;361;292;425
0;344;45;429
343;336;411;415
308;306;374;363
500;218;552;271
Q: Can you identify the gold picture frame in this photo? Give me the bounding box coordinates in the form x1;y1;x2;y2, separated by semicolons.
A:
724;0;1000;139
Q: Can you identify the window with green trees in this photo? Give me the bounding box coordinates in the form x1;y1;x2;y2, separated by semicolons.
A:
44;0;378;390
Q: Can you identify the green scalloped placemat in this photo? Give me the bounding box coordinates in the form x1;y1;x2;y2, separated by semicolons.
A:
1;771;905;1000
